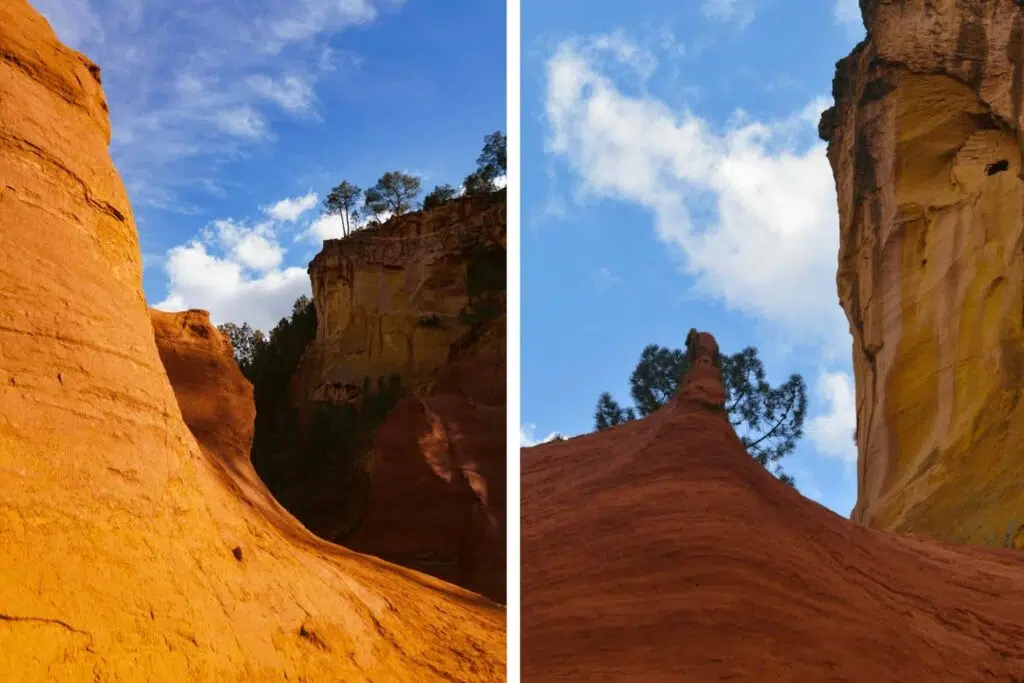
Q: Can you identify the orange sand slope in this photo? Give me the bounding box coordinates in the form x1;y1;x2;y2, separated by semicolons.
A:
522;332;1024;682
0;1;504;680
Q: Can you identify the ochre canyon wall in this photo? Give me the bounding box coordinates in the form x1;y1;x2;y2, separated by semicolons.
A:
291;195;507;603
820;0;1024;546
0;2;504;680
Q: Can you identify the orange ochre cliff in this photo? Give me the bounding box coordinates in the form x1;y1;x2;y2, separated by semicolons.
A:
522;331;1024;681
523;0;1024;680
0;1;504;680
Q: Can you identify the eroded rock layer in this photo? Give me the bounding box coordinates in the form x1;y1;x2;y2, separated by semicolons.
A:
0;2;504;680
820;0;1024;545
521;331;1024;681
302;192;506;404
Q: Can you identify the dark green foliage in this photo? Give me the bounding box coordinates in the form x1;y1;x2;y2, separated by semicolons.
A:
220;296;408;537
217;321;266;375
594;342;806;487
284;374;404;534
463;131;506;196
594;392;636;431
365;171;421;219
628;345;686;417
462;169;493;196
323;180;361;237
423;184;457;211
243;296;318;489
458;242;506;330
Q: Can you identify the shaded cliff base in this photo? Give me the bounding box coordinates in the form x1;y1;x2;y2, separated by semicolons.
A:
237;193;507;603
522;331;1024;682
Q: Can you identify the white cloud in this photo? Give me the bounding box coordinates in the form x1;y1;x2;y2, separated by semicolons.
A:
262;0;381;52
155;242;309;331
207;219;284;272
807;372;858;463
215;106;270;139
247;74;316;114
47;0;400;211
521;424;562;448
543;39;847;348
154;196;329;329
542;35;859;474
305;213;348;242
263;191;319;222
590;30;658;80
701;0;756;27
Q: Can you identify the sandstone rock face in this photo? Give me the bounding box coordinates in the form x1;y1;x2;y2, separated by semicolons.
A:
290;182;507;602
522;331;1024;681
820;0;1024;546
345;314;507;604
0;2;504;680
302;192;506;404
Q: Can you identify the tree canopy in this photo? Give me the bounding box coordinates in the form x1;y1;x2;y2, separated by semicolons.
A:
218;321;266;375
594;342;807;486
322;180;361;237
364;171;421;219
423;183;457;211
463;130;506;196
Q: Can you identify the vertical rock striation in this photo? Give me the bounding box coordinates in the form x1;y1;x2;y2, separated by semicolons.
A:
302;192;506;404
821;0;1024;545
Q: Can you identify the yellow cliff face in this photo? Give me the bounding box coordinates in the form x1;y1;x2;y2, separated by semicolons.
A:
302;194;506;403
821;0;1024;547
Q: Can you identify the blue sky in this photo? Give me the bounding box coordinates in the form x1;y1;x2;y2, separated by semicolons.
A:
520;0;867;516
31;0;505;332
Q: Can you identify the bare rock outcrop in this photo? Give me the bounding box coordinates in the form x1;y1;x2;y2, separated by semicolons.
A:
301;192;506;404
820;0;1024;545
0;2;504;680
522;331;1024;681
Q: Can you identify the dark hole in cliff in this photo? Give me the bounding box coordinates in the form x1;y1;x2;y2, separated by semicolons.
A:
87;63;102;84
231;546;243;561
986;159;1010;175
